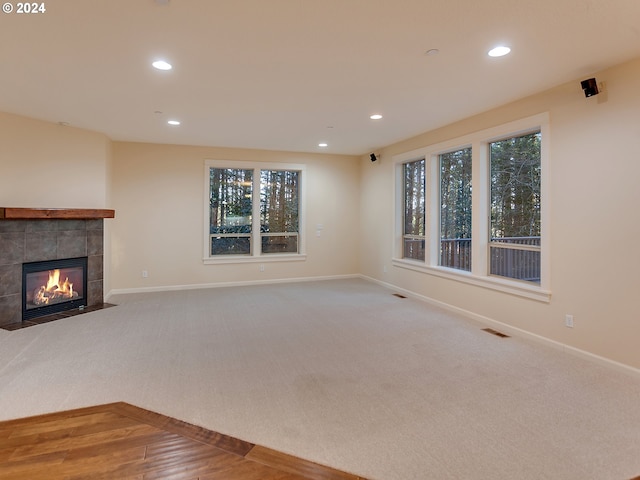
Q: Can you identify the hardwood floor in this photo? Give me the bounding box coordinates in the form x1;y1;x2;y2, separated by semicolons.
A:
0;402;366;480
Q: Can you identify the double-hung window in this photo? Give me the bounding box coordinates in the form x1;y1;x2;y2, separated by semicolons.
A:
209;167;254;255
205;161;305;262
393;113;549;301
260;170;300;254
489;132;541;282
402;159;426;261
439;147;472;271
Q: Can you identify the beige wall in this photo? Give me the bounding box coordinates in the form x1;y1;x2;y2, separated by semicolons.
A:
359;57;640;370
0;112;111;208
109;142;360;291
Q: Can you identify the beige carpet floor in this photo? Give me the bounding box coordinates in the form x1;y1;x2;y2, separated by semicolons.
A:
0;278;639;480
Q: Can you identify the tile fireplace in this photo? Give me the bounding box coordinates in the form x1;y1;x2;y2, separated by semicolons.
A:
0;208;114;328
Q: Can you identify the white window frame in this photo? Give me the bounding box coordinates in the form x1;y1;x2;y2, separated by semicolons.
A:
203;160;307;265
392;113;550;302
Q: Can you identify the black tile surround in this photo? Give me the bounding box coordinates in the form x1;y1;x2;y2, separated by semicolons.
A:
0;219;105;328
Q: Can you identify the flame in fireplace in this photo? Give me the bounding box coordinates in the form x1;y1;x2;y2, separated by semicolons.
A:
33;269;78;306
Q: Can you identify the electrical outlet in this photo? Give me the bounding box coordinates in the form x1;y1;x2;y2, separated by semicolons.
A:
142;270;148;278
259;264;265;272
565;314;574;328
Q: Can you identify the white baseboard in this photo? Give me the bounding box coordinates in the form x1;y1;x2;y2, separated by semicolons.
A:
360;274;640;379
104;274;359;302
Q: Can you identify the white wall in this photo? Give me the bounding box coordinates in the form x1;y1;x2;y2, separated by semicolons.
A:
109;142;360;291
0;112;110;208
359;58;640;370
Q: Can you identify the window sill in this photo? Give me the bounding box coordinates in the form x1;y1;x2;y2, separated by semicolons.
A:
203;254;307;265
391;258;551;303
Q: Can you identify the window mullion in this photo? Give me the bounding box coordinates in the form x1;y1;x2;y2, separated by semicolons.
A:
252;169;261;257
539;122;550;290
472;142;488;276
426;155;439;266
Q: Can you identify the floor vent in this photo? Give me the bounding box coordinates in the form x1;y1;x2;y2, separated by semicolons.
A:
482;328;510;338
392;293;407;299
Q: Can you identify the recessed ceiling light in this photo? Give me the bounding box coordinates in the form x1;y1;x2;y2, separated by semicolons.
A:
370;114;383;120
152;60;172;70
488;46;511;57
167;120;180;126
318;143;328;148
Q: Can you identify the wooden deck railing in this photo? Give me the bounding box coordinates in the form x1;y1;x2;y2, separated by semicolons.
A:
440;237;540;282
489;237;540;282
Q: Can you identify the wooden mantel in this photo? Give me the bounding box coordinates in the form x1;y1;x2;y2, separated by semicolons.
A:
0;208;115;220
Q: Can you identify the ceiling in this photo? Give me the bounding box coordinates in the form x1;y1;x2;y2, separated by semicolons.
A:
1;0;639;155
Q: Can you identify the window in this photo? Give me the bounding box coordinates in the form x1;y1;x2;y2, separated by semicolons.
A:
205;161;304;262
439;148;472;271
260;170;299;254
209;168;253;255
392;113;549;301
489;132;541;283
403;158;425;261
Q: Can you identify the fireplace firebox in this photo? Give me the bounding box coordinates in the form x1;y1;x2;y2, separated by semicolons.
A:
22;257;88;320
